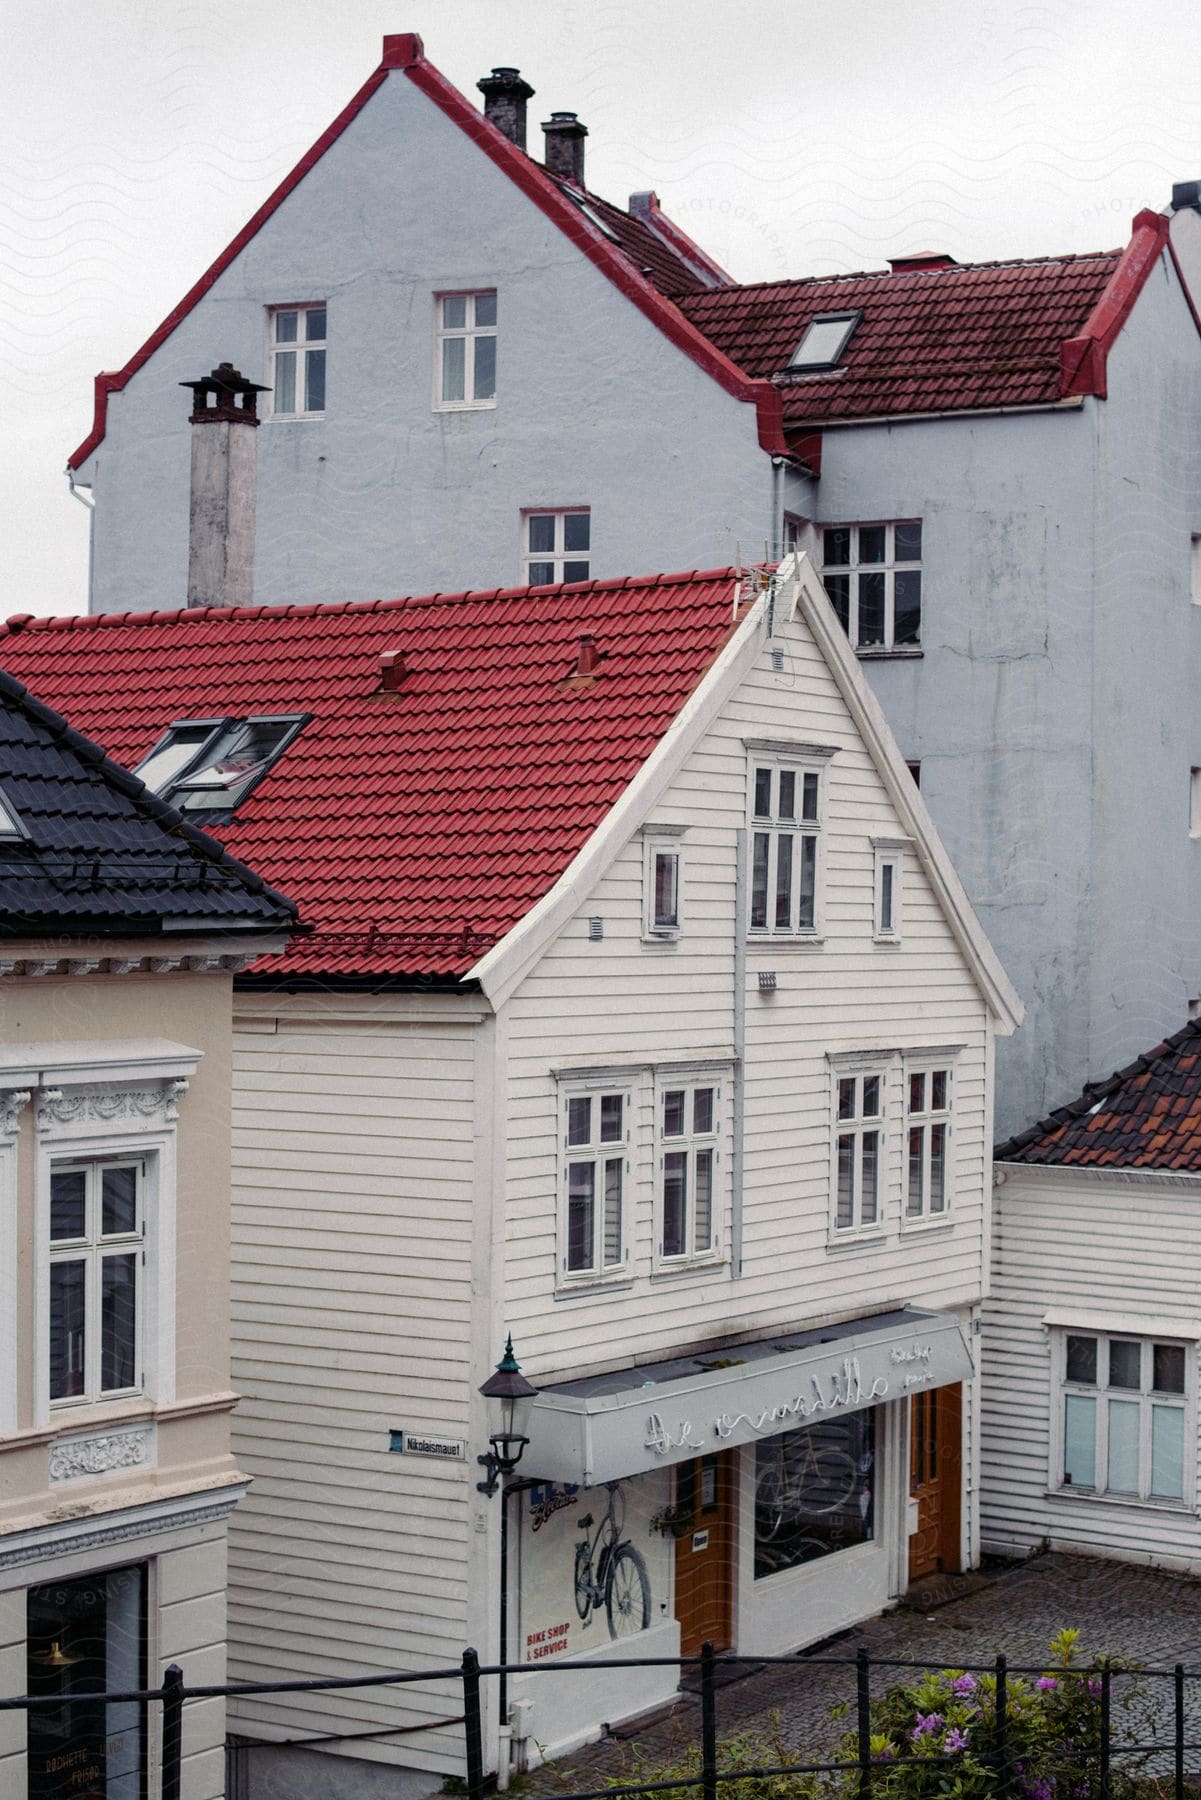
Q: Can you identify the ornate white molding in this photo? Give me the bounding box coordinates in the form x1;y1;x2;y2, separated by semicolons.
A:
36;1079;189;1134
0;1088;31;1142
0;951;255;979
49;1422;156;1484
0;1486;247;1572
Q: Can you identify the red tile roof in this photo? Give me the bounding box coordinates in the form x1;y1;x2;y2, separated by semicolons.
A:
0;571;745;983
546;180;723;296
674;250;1129;427
997;1020;1201;1170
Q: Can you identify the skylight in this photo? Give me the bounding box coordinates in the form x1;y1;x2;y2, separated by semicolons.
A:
0;785;26;840
788;311;861;372
135;716;305;814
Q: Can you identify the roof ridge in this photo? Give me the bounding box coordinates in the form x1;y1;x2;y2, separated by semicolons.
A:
995;1017;1201;1160
674;247;1125;301
0;567;742;637
0;665;299;924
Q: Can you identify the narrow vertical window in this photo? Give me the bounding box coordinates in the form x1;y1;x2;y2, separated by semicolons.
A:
643;830;685;939
747;754;826;937
48;1161;143;1405
657;1077;721;1263
269;305;327;418
904;1065;953;1219
831;1070;884;1233
435;291;498;408
561;1088;628;1279
873;841;905;941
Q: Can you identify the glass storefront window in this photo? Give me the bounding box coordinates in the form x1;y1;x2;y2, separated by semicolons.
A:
27;1565;146;1798
754;1411;876;1579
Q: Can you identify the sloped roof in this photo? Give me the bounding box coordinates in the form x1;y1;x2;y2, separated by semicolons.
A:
0;571;745;982
675;250;1128;426
546;179;722;296
996;1020;1201;1169
0;667;298;939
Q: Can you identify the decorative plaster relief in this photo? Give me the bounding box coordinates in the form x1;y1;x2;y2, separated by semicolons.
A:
48;1422;157;1484
36;1079;188;1133
0;1088;31;1141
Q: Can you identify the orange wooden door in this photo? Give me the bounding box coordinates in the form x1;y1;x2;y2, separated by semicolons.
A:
908;1383;963;1581
674;1451;735;1655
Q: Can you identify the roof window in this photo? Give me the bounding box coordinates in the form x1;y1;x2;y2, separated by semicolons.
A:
0;786;26;841
135;715;305;815
788;311;860;372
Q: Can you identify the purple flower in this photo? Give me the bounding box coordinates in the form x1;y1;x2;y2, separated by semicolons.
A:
1037;1677;1059;1692
1088;1677;1102;1697
1021;1780;1053;1800
872;1747;895;1763
945;1728;970;1752
910;1712;944;1740
952;1674;978;1696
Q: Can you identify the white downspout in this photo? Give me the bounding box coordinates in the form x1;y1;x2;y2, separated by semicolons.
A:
66;467;95;613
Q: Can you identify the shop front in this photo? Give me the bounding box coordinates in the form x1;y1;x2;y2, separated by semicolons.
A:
508;1310;972;1761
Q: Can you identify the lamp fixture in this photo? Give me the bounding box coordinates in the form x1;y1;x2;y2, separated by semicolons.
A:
34;1639;82;1669
477;1335;539;1496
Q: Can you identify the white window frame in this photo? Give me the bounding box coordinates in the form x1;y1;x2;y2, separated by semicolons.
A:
827;1053;893;1240
1052;1329;1192;1508
557;1076;632;1287
745;744;834;940
1191;533;1201;605
433;290;497;411
872;838;908;943
267;303;327;419
522;509;591;586
642;827;685;942
654;1070;724;1271
820;520;922;652
901;1057;956;1225
47;1156;145;1410
788;310;861;371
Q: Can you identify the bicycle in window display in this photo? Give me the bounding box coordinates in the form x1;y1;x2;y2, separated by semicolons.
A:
573;1482;652;1639
754;1424;862;1540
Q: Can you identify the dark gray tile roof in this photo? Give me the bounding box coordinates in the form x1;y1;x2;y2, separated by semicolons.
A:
0;667;299;938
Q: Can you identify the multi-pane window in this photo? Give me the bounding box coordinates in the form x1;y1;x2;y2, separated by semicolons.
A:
834;1072;883;1231
905;1067;951;1219
135;715;305;814
270;305;326;417
749;759;822;936
562;1089;628;1278
49;1161;142;1404
643;832;683;939
435;291;497;408
1060;1333;1188;1503
524;510;591;585
658;1080;719;1262
821;521;922;650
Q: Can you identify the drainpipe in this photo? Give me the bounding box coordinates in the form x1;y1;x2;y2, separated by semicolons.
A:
497;1477;538;1773
66;468;95;613
770;455;785;562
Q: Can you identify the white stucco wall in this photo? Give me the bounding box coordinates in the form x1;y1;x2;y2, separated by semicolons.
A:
82;72;773;612
813;253;1201;1137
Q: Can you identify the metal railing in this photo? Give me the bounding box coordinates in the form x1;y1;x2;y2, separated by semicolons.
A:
3;1642;1196;1800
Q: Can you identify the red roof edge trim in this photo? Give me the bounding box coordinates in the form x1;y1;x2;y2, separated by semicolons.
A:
1058;208;1169;401
381;33;425;69
401;57;788;454
66;62;393;471
629;191;732;287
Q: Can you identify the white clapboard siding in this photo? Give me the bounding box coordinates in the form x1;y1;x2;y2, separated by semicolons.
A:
500;592;993;1378
981;1166;1201;1571
227;998;482;1764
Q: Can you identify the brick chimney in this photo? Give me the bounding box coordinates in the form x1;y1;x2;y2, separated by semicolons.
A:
542;111;587;186
178;363;267;609
478;67;534;150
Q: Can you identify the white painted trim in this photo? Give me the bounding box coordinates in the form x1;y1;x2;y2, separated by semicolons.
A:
469;578;757;1006
996;1160;1201;1191
784;554;1023;1032
0;1095;29;1436
0;1040;201;1086
0;1480;247;1577
1042;1307;1201;1341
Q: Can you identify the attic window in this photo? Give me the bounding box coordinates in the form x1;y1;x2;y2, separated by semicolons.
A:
563;189;620;243
0;786;26;841
788;311;860;372
135;715;305;815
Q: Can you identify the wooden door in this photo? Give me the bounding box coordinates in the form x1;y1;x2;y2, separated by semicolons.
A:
908;1383;963;1582
674;1451;735;1655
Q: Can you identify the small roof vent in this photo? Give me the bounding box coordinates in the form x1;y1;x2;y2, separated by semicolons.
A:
379;649;407;692
888;251;957;272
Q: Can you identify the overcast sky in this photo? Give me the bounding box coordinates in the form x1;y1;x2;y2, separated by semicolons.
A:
6;0;1201;617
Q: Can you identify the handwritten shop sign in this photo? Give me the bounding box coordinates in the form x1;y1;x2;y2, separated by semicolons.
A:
523;1317;973;1486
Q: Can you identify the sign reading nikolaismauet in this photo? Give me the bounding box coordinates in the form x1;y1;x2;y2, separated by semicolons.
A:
389;1429;465;1460
519;1471;671;1663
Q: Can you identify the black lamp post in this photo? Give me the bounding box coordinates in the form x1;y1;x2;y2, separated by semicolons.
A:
477;1335;539;1496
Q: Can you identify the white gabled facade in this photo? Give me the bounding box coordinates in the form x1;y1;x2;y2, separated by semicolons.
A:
223;560;1019;1799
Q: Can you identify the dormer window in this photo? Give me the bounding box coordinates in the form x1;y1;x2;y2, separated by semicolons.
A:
788;311;860;372
135;716;305;814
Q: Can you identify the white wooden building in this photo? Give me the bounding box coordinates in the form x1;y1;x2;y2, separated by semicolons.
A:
982;1023;1201;1574
0;555;1020;1799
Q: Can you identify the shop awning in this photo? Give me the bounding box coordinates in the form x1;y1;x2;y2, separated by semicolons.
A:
523;1309;973;1486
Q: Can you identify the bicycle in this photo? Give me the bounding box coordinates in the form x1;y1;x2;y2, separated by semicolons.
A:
573;1482;652;1640
754;1426;860;1541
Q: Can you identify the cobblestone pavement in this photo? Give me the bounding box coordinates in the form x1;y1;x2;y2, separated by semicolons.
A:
520;1553;1201;1795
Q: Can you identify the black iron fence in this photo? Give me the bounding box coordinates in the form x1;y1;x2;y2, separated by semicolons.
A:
3;1642;1198;1800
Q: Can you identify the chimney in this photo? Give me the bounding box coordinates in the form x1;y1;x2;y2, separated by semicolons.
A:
478;67;535;151
888;251;957;272
542;111;587;187
178;363;267;609
1172;180;1201;211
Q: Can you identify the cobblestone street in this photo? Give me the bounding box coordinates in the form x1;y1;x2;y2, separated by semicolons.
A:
521;1553;1201;1795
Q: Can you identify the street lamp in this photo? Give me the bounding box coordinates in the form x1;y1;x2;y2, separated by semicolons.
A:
477;1335;539;1496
